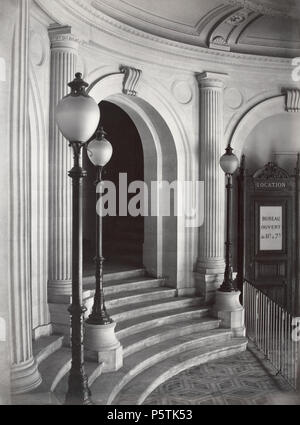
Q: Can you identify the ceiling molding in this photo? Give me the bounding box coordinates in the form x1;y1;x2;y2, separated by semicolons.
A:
34;0;294;73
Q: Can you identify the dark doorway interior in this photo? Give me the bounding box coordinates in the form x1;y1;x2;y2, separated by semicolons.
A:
83;100;144;275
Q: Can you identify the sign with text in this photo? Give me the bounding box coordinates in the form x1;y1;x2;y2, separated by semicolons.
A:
255;180;287;190
259;206;282;251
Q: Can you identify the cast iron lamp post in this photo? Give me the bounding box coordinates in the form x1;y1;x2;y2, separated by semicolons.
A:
85;127;113;325
219;145;239;292
55;72;100;405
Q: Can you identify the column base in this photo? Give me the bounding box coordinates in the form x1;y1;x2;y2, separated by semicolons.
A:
212;290;245;337
11;357;42;395
48;279;72;302
84;321;123;372
194;269;224;304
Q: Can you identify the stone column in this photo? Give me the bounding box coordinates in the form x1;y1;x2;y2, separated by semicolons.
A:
10;0;42;394
48;25;79;300
195;72;228;303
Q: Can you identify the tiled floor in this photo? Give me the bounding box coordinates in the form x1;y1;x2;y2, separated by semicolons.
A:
144;342;300;405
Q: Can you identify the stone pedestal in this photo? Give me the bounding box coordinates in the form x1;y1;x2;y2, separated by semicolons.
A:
212;290;245;337
48;25;79;300
84;322;123;372
195;72;228;303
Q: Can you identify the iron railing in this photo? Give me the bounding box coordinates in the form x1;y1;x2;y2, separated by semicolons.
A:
243;279;300;390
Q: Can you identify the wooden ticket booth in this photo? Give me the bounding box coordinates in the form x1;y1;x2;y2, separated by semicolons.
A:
237;157;300;315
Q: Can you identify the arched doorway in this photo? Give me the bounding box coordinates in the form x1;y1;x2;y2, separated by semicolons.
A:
83;100;144;273
85;72;191;289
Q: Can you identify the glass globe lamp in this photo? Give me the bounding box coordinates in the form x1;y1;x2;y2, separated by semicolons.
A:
55;73;100;143
87;127;113;167
220;146;239;175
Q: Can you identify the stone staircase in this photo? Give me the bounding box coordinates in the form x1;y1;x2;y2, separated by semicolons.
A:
26;268;247;405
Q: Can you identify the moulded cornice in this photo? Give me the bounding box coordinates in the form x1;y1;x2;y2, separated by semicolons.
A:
34;0;293;73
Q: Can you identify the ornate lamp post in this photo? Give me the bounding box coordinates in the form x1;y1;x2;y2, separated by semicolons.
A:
55;73;100;405
84;128;122;372
219;145;239;292
213;144;245;337
85;127;113;325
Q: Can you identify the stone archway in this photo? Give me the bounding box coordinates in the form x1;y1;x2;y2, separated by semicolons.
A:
87;73;180;285
229;95;285;157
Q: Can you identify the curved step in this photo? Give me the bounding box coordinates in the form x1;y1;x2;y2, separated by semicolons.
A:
109;296;203;323
86;277;165;295
121;317;221;357
116;306;210;339
90;328;232;405
33;335;64;365
54;360;104;404
115;338;248;405
85;287;177;312
38;347;71;392
83;268;145;285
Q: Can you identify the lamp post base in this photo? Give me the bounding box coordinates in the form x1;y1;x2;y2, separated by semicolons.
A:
212;290;245;337
84;321;123;372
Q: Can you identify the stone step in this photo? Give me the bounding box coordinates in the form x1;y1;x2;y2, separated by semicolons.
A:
83;268;145;285
54;360;104;404
120;317;221;358
37;345;104;397
33;335;64;365
109;296;203;323
85;287;177;312
114;338;248;405
49;295;202;329
38;347;71;392
90;328;232;405
51;278;167;305
86;276;165;295
12;391;61;405
115;306;210;339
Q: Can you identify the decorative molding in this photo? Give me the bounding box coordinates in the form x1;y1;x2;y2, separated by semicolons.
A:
29;64;50;331
35;0;293;71
229;95;285;159
30;30;46;67
196;71;229;89
48;24;80;50
224;0;298;18
120;65;141;96
209;36;230;51
171;80;193;104
224;87;244;110
225;11;249;25
285;89;300;112
253;162;290;179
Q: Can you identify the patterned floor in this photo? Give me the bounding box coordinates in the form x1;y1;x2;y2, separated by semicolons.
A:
144;343;300;405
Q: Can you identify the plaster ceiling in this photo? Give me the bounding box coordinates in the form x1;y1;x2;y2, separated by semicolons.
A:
37;0;300;58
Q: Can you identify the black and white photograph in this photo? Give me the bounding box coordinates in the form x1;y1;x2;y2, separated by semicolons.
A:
1;0;300;412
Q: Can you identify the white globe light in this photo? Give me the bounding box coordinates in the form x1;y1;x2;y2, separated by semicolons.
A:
55;73;100;143
87;128;113;167
220;146;239;175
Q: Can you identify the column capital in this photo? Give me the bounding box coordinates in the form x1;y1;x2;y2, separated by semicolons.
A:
196;71;228;89
48;24;80;51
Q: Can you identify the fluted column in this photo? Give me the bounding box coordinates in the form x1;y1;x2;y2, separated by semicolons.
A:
10;0;42;394
48;25;79;300
195;72;228;303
